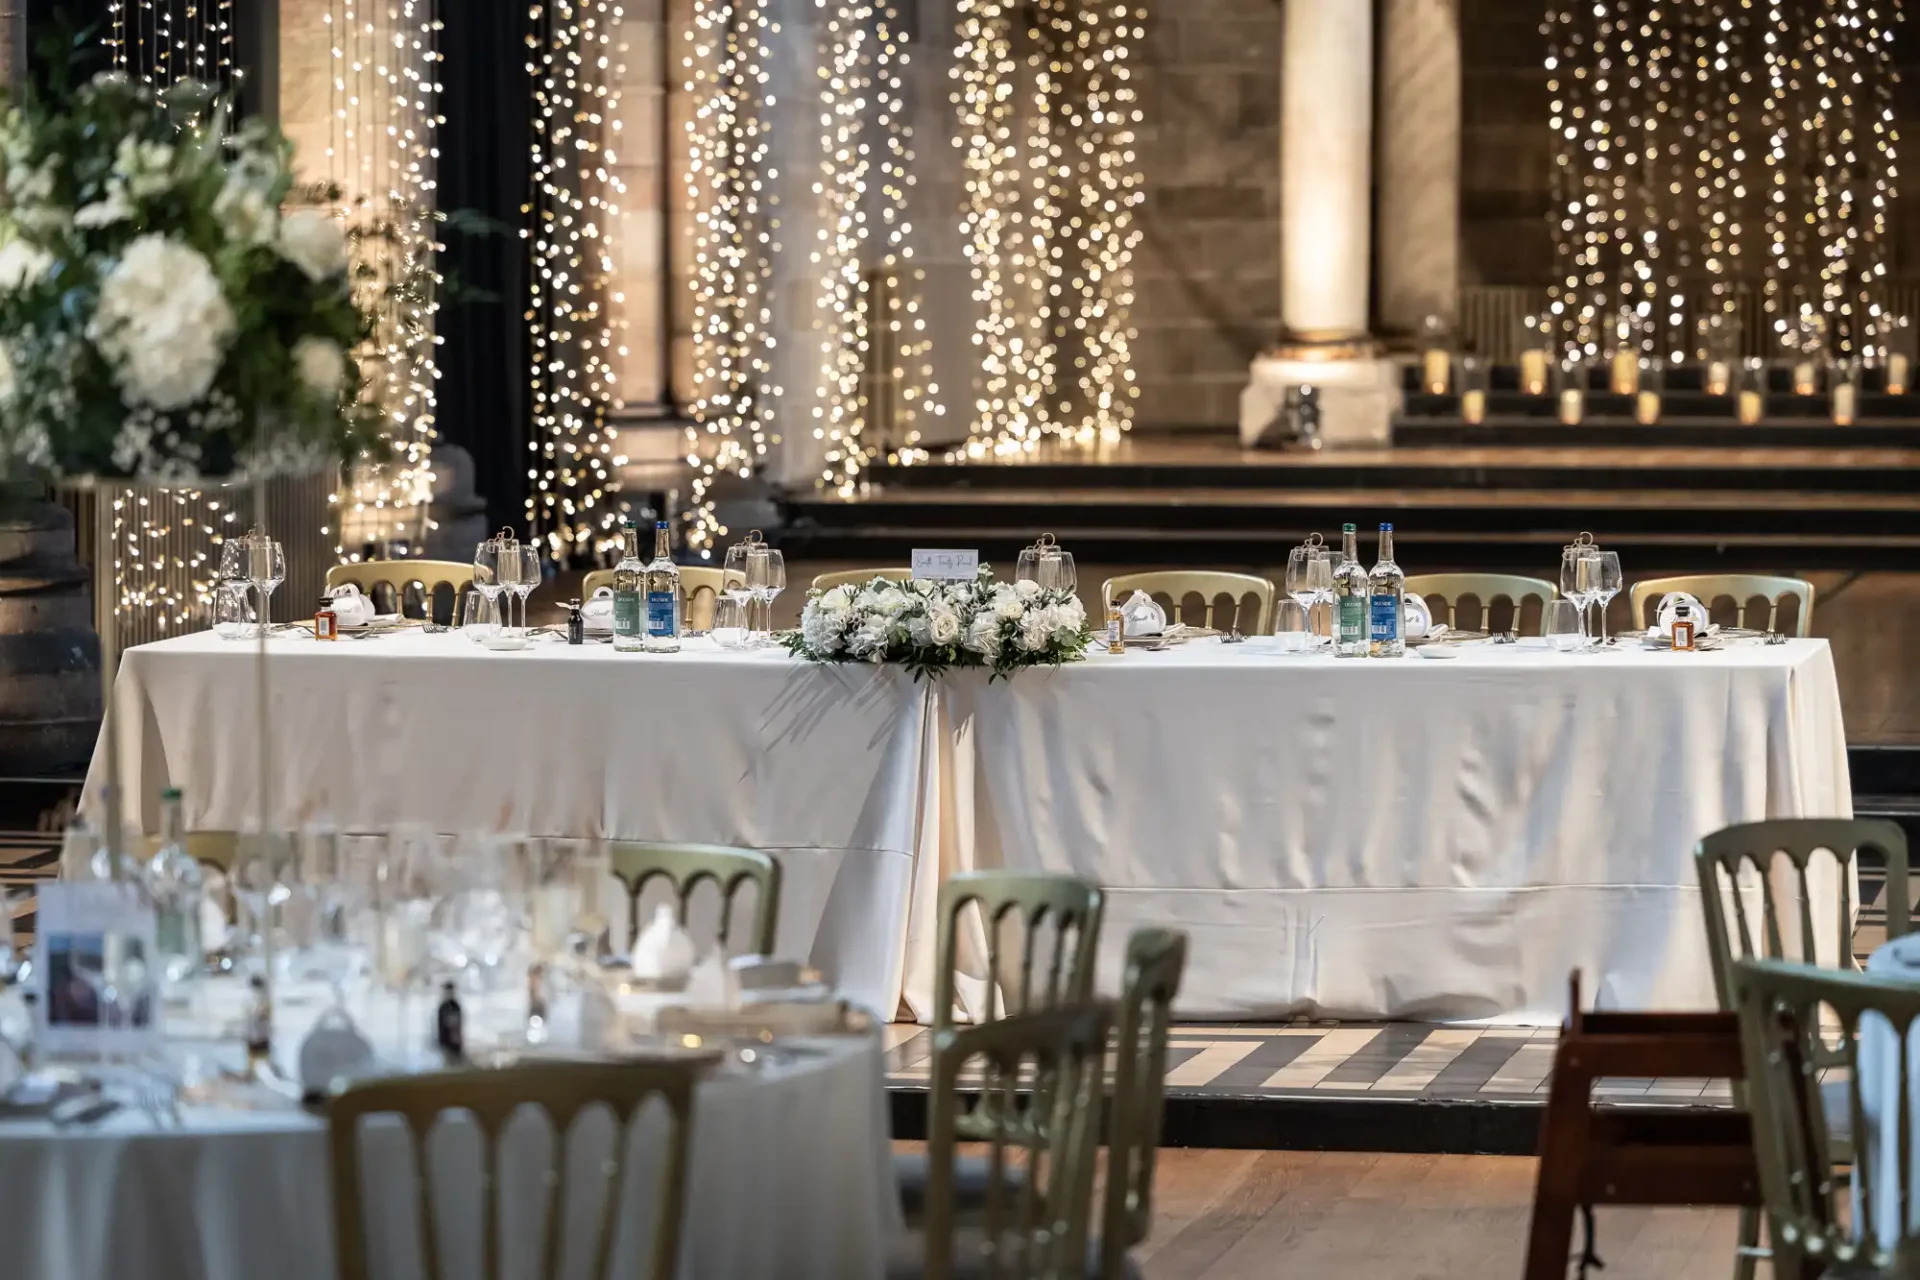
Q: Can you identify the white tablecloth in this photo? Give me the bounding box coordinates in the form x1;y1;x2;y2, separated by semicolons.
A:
85;632;936;1016
908;638;1852;1023
0;1033;900;1280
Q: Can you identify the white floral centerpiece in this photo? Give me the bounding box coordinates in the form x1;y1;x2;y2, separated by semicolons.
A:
0;73;375;481
783;568;1093;680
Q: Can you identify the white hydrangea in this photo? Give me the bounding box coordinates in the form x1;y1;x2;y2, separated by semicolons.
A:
292;335;346;399
801;608;846;654
89;234;235;411
212;177;277;246
1017;612;1055;652
819;584;856;615
0;238;53;293
964;613;1002;658
276;209;348;282
113;136;175;200
849;613;894;660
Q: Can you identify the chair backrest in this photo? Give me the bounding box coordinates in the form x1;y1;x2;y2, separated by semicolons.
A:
328;1060;701;1280
1099;929;1187;1280
1402;573;1556;635
932;871;1104;1033
1731;957;1920;1272
327;560;475;626
1696;818;1910;1007
922;1003;1113;1280
582;566;741;631
143;830;239;870
1100;571;1276;635
605;841;782;957
1628;574;1815;637
810;567;913;592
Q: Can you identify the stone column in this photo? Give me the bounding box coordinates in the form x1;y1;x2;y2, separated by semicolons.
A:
1240;0;1396;448
1278;0;1373;341
1375;0;1461;336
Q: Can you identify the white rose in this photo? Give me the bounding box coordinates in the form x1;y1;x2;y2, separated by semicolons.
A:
213;178;277;246
927;606;962;646
964;614;1002;657
0;237;52;292
88;234;235;411
820;584;856;614
996;594;1025;621
1014;578;1043;600
292;335;347;399
277;209;348;282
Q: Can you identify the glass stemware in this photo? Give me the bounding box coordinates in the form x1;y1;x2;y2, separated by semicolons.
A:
755;548;785;644
473;534;507;636
1572;551;1604;650
1559;535;1598;646
513;543;541;636
238;530;285;634
1592;550;1622;646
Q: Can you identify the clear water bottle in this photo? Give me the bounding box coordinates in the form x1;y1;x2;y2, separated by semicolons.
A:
145;787;204;994
1368;523;1406;658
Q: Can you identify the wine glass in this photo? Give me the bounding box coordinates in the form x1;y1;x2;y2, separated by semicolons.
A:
754;548;785;643
245;537;285;634
233;833;297;978
1285;543;1319;619
1593;551;1622;645
512;543;542;636
473;536;506;635
1559;543;1593;646
1573;551;1606;650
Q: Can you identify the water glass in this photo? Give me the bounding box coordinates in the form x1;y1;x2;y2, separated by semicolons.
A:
1544;600;1584;651
712;594;752;649
213;580;256;640
1274;600;1309;635
461;588;498;642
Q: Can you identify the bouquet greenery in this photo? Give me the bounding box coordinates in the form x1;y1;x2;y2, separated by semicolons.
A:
0;72;377;482
783;567;1093;680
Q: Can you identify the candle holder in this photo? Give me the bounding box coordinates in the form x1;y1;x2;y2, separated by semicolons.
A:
1736;358;1767;425
1633;358;1665;425
1699;312;1737;397
1831;359;1860;426
1515;313;1550;396
1419;314;1451;395
1459;356;1488;425
1555;358;1587;426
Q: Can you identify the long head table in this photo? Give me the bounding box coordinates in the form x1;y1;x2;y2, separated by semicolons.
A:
89;631;1851;1025
910;637;1851;1023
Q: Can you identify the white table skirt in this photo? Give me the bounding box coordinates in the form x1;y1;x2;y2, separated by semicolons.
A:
0;1034;901;1280
905;638;1853;1023
85;632;938;1017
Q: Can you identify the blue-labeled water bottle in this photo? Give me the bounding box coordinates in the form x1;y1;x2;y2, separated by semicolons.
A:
642;520;682;653
1367;523;1405;658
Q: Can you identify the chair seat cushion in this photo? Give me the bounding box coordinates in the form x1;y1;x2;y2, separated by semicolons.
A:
893;1150;1029;1220
884;1227;1141;1280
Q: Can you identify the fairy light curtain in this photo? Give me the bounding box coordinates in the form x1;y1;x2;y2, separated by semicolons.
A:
525;0;629;565
327;0;444;562
107;0;237;88
1544;0;1899;361
953;0;1144;455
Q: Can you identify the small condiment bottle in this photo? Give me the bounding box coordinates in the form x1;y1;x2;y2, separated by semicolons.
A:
1106;602;1125;655
314;596;338;641
566;599;585;646
1672;601;1697;652
435;981;464;1063
244;974;272;1071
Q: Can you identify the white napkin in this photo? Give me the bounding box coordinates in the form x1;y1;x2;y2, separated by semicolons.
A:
629;905;697;984
199;874;233;952
1119;590;1167;637
297;1005;376;1094
682;950;741;1011
1651;592;1719;640
1402;593;1432;640
581;585;616;632
325;583;377;628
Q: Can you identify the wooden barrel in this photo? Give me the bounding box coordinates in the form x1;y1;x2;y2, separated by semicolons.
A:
0;495;101;776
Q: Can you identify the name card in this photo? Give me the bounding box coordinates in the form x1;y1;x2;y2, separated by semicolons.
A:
911;549;980;581
33;881;160;1059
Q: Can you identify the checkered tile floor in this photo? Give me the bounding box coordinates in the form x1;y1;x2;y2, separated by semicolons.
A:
881;865;1890;1106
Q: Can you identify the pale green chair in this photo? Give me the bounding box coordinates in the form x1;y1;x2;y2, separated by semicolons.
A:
327;1060;702;1280
1629;574;1816;637
327;559;474;626
1698;818;1910;1280
606;840;782;957
1098;929;1189;1280
891;1003;1113;1280
1730;958;1920;1278
1100;571;1276;635
582;566;739;631
1402;573;1556;635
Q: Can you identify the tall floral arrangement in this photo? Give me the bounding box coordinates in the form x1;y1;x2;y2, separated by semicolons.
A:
785;568;1092;680
0;73;375;482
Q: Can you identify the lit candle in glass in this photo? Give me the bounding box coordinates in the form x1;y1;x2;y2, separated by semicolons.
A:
1610;347;1639;396
1737;358;1766;425
1519;348;1549;396
1832;362;1859;426
1556;360;1586;426
1633;359;1663;424
1793;360;1818;397
1422;348;1450;396
1459;356;1488;425
1705;360;1732;397
1889;352;1910;397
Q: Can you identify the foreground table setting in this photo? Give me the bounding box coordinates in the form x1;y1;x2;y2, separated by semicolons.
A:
85;630;934;1017
911;633;1851;1022
0;972;901;1280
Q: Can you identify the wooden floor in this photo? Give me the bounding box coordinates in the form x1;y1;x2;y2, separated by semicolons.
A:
1135;1150;1735;1280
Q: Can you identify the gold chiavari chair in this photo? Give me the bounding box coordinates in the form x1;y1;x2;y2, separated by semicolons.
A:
1628;574;1816;637
897;871;1106;1222
328;1060;703;1280
142;830;240;872
327;560;475;627
605;840;782;956
1402;573;1557;636
582;566;741;631
810;567;914;592
892;1003;1113;1280
1100;571;1275;635
1731;958;1920;1279
1697;818;1911;1280
1097;929;1188;1280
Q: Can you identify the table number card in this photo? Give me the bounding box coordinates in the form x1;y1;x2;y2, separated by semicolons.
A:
911;549;980;581
32;881;161;1058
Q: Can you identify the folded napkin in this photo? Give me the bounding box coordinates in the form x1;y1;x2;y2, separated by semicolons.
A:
1402;593;1432;640
581;585;616;633
1119;590;1167;638
682;950;741;1011
629;905;697;984
1651;592;1719;641
325;583;377;628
